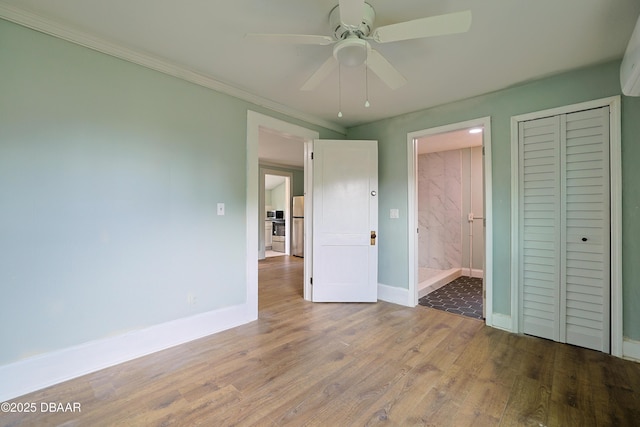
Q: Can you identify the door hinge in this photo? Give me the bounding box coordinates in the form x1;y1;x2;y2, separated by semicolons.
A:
482;146;485;155
311;152;314;160
310;277;313;285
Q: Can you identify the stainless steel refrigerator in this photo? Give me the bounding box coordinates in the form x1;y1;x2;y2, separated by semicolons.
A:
292;196;304;257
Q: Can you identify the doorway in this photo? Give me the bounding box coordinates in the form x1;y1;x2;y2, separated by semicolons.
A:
247;111;319;317
407;117;493;323
260;171;292;259
415;135;483;319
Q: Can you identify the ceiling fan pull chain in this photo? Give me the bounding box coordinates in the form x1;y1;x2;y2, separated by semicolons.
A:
338;64;343;118
364;43;371;108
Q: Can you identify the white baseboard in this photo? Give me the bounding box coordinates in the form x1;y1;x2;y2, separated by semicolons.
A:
418;268;462;298
378;283;411;307
0;303;254;402
623;338;640;362
489;313;513;332
461;268;484;278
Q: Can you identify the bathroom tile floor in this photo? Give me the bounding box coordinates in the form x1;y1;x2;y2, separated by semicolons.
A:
418;276;483;320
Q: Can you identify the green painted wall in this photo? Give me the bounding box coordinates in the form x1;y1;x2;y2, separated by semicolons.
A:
0;19;340;365
348;60;640;340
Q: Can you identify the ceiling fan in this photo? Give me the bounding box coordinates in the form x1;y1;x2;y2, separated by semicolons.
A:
245;0;472;91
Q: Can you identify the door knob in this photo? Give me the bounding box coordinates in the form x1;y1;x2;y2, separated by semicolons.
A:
371;231;377;246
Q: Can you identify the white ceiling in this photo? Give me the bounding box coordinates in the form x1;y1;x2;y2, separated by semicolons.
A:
2;0;639;170
1;0;639;134
264;174;286;191
258;127;306;169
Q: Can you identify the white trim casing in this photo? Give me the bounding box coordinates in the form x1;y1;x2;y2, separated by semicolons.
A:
304;141;314;301
490;313;513;332
247;112;260;320
510;96;622;355
407;137;418;306
623;339;640;362
247;111;319;303
609;99;623;357
378;283;410;306
510;117;520;334
0;304;253;402
407;117;493;325
483;122;494;325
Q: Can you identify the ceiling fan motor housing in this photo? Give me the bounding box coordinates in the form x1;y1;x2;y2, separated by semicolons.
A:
330;2;375;40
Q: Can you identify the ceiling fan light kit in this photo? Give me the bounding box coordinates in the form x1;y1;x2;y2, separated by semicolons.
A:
333;36;368;67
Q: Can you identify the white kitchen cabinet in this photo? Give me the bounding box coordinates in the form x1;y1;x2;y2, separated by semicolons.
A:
265;221;273;249
272;236;285;252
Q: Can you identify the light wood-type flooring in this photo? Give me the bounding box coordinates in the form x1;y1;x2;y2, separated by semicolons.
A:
3;255;640;426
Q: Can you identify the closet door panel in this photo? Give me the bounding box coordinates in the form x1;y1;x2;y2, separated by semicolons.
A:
563;107;610;352
519;117;561;341
519;106;610;353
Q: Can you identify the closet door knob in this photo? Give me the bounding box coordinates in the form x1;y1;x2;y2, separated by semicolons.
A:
581;237;588;242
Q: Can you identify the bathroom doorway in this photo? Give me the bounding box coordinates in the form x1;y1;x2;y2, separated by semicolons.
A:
407;117;493;322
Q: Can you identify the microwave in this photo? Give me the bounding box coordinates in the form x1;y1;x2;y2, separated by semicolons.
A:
266;210;284;219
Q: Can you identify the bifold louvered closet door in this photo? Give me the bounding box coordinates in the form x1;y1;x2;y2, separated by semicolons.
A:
519;106;610;352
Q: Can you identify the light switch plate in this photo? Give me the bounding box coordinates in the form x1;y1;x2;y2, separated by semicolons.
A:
390;208;399;219
217;203;225;216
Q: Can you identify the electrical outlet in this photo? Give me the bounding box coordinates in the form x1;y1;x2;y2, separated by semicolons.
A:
390;208;399;219
187;293;197;305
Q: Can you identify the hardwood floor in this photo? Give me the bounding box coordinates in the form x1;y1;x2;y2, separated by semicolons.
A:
3;255;640;426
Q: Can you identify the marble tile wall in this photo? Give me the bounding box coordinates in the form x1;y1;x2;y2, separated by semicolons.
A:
418;150;462;270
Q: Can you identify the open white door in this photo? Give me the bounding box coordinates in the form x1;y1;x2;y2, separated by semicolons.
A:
312;139;378;302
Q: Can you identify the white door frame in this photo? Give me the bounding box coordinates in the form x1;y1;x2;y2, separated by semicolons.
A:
259;170;292;259
407;117;493;323
304;141;314;301
247;111;319;318
510;96;622;356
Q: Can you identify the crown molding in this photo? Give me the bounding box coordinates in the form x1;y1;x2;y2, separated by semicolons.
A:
259;160;304;171
0;4;346;135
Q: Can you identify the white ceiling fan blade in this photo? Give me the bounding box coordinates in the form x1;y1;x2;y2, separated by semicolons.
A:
301;56;338;91
372;10;472;43
339;0;365;30
367;49;407;90
245;33;335;46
